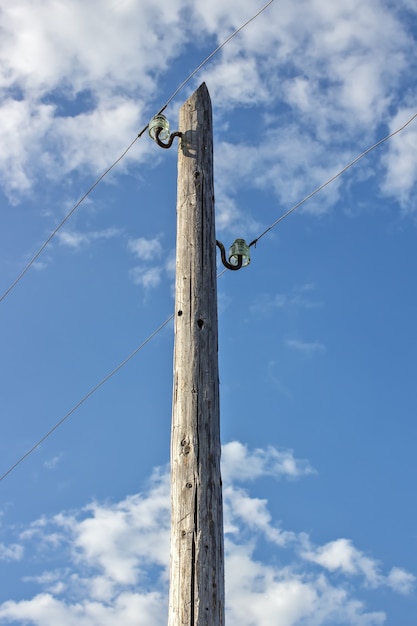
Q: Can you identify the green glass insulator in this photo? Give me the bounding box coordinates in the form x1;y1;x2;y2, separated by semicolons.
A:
228;239;250;267
148;114;170;141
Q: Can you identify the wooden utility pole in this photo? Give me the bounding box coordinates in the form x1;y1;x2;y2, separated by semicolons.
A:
168;83;224;626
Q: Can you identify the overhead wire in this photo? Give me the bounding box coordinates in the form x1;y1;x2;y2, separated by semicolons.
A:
1;109;415;482
0;0;275;305
0;133;144;304
0;314;173;482
248;111;417;248
0;266;229;482
2;111;416;482
3;0;415;483
160;0;274;113
0;0;275;484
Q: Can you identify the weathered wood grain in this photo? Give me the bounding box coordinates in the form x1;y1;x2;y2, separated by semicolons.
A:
168;83;224;626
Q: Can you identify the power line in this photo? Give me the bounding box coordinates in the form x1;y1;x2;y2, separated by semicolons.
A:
0;132;145;305
0;3;276;483
0;314;173;483
249;111;417;248
2;105;415;482
5;2;413;483
0;0;275;305
0;265;231;482
161;0;275;112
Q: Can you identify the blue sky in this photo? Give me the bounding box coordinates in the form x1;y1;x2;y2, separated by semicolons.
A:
0;0;417;624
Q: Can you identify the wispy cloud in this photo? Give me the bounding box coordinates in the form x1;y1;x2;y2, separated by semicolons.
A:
57;227;121;249
128;235;173;292
31;260;49;271
0;543;23;562
386;566;416;595
251;283;324;315
43;455;62;470
286;338;326;356
129;266;163;290
128;236;162;261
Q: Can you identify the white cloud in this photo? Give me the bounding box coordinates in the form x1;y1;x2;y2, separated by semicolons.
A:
302;538;380;582
0;0;191;198
204;0;416;220
225;542;387;626
0;99;55;198
222;440;316;483
199;0;410;129
164;253;176;279
301;538;416;594
251;284;324;315
286;339;326;356
202;52;269;109
128;236;162;261
1;0;416;216
43;455;62;470
0;591;167;626
0;442;412;625
68;475;170;587
0;542;24;562
57;231;90;249
386;566;416;595
0;0;189;97
23;571;67;596
129;266;163;290
127;237;174;291
190;0;258;36
57;228;121;249
50;97;146;176
381;107;417;209
32;260;50;271
214;194;261;240
224;485;295;547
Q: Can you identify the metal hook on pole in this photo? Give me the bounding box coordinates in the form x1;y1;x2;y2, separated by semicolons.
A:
216;241;242;270
154;127;183;149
